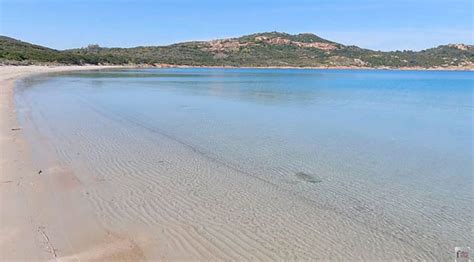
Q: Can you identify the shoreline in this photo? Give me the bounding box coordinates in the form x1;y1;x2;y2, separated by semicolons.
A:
0;65;143;260
152;64;474;71
3;63;473;71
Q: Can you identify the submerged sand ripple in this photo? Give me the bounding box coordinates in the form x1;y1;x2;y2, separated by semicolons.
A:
3;66;472;261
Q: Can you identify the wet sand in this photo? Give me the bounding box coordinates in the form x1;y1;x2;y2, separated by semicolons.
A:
0;65;146;260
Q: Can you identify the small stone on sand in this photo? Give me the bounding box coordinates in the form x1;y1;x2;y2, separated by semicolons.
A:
295;172;322;183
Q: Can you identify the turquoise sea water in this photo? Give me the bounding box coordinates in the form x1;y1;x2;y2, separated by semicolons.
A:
15;69;473;259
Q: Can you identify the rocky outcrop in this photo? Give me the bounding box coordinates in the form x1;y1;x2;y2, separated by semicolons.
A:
447;44;472;51
204;40;251;52
255;36;338;50
202;35;338;53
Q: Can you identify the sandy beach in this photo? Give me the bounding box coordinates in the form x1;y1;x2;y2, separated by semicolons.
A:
2;0;472;259
0;65;146;260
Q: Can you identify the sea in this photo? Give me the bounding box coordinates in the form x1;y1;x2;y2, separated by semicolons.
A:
15;68;473;260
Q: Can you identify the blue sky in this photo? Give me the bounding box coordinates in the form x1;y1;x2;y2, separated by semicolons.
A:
0;0;472;51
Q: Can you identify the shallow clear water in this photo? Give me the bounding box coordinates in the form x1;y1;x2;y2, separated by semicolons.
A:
15;68;473;259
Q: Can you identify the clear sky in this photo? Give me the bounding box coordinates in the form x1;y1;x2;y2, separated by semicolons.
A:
0;0;472;51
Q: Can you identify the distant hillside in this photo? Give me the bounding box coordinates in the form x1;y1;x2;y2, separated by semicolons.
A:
1;32;473;69
0;36;62;62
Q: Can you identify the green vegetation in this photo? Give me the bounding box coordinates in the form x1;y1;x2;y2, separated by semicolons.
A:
1;32;473;68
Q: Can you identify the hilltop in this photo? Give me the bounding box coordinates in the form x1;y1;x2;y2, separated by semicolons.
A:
1;32;473;69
